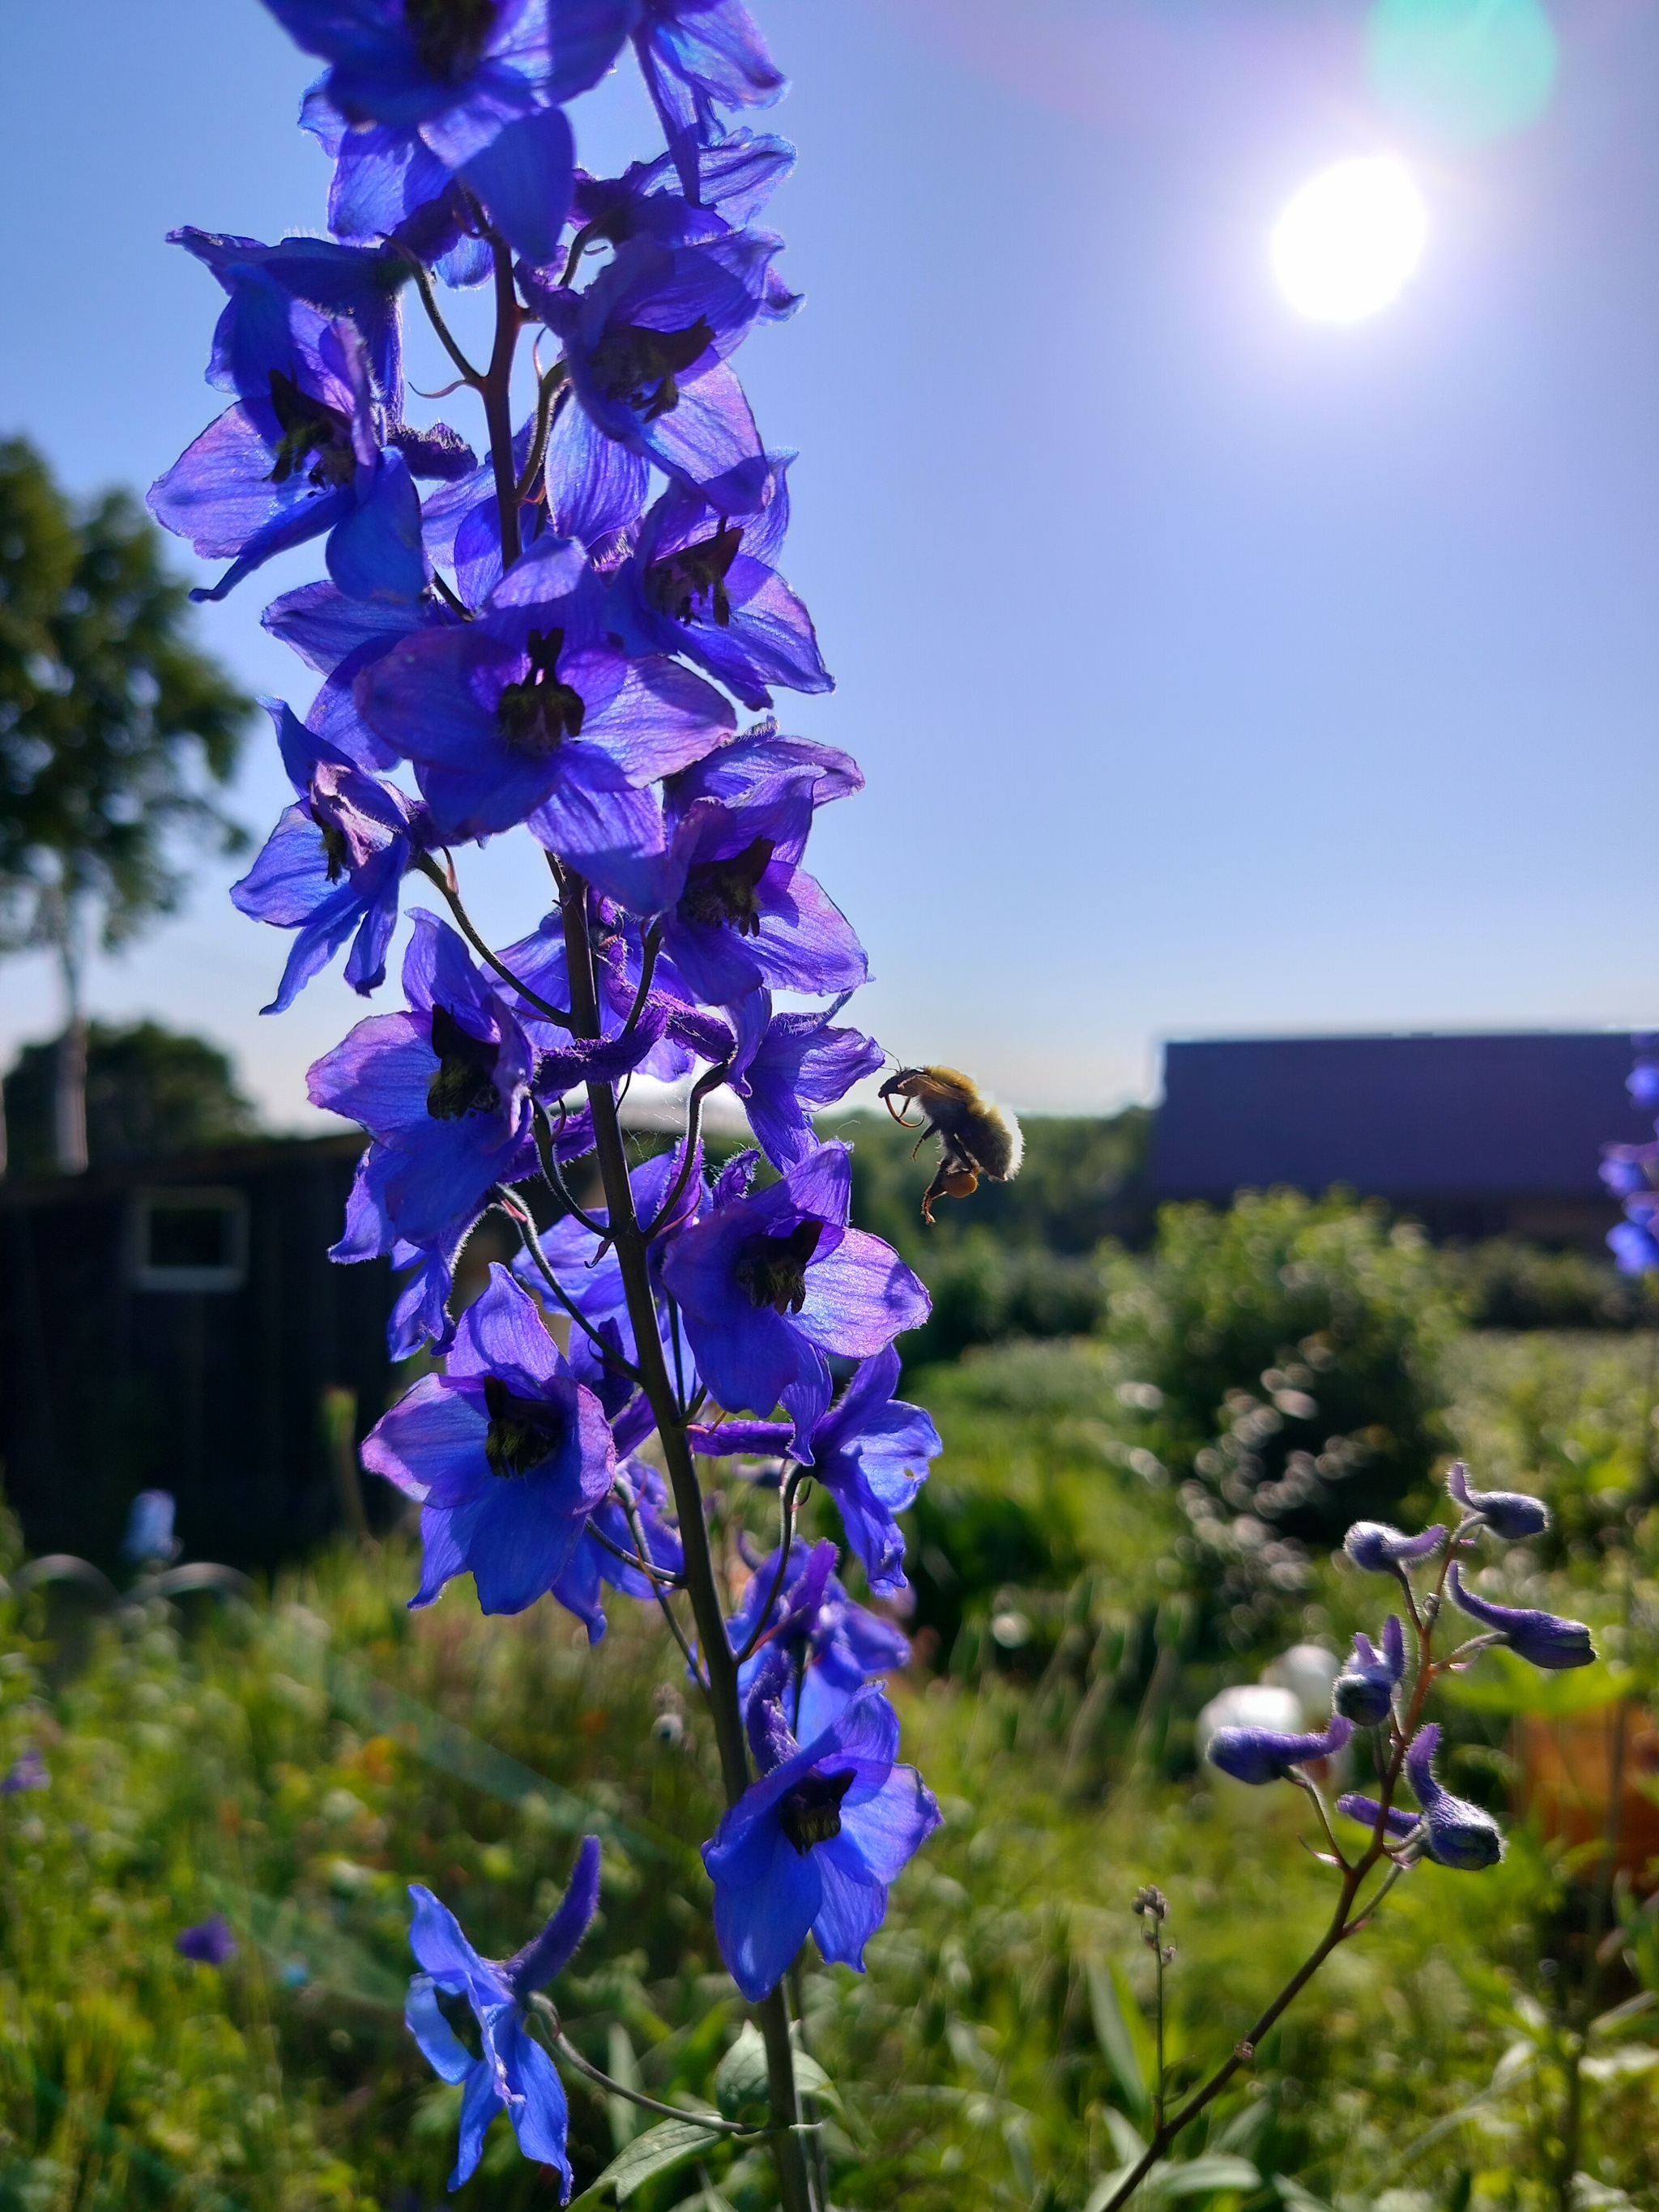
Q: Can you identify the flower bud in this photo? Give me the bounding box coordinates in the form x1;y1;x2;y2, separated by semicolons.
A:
1445;1462;1549;1541
1404;1724;1503;1870
1344;1521;1446;1577
1333;1616;1405;1728
1206;1713;1352;1787
1446;1563;1593;1670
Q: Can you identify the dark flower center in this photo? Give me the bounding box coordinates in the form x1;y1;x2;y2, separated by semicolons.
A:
403;0;497;82
310;803;349;884
266;370;357;489
497;628;586;756
676;836;774;936
645;524;744;628
589;318;715;423
735;1218;822;1315
427;1003;501;1120
482;1375;561;1478
778;1767;854;1855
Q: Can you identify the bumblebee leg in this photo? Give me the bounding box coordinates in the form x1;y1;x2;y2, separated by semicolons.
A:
883;1095;919;1129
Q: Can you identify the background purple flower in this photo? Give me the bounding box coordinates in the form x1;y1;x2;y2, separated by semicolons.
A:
177;1915;238;1966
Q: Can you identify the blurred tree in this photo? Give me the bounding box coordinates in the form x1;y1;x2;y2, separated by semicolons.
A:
0;1020;258;1181
0;437;254;1174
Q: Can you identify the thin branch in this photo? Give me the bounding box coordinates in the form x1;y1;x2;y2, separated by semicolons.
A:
388;241;484;386
514;364;569;501
734;1471;804;1666
497;1191;645;1387
523;2001;751;2137
532;1101;609;1238
624;921;663;1034
430;569;471;619
642;1063;731;1242
624;1486;704;1685
413;854;574;1029
1292;1775;1351;1872
586;1516;685;1591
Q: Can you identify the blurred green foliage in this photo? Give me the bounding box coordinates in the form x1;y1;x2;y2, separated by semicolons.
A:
5;1187;1659;2210
3;1323;1658;2212
2;1019;258;1180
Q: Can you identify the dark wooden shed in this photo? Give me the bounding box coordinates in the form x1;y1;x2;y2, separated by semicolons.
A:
0;1135;392;1569
1151;1031;1641;1246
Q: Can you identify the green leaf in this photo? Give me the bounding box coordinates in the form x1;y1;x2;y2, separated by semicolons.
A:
714;2023;770;2120
1105;2112;1149;2167
607;2023;644;2152
1087;1959;1151;2125
567;2118;725;2207
714;2022;839;2122
1153;2156;1260;2197
1273;2175;1337;2212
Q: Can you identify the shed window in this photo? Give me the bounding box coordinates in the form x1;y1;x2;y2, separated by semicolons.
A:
130;1189;248;1293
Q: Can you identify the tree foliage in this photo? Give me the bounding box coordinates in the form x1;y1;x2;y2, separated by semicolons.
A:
0;436;254;956
0;1019;257;1179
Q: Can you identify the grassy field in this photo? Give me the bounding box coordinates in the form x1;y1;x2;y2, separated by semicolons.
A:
2;1314;1658;2212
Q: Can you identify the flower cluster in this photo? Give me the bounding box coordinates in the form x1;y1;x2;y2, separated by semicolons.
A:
1601;1034;1659;1275
154;8;962;2201
1207;1459;1592;1877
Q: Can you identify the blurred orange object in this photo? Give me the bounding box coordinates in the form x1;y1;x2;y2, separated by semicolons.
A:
1516;1703;1659;1890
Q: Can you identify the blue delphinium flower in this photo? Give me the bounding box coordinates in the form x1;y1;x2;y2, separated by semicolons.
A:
726;1538;911;1741
723;990;885;1171
310;912;539;1258
660;1142;930;1451
1;1748;49;1797
1344;1520;1448;1579
1445;1460;1549;1541
170;224;412;411
353;535;734;871
608;462;830;711
1401;1724;1503;1870
643;728;868;1006
121;1489;181;1566
177;1915;238;1966
1205;1712;1353;1787
149;286;425;606
689;1343;940;1594
361;1267;616;1613
529;237;770;512
232;702;428;1012
262;578;455;772
406;1836;602;2197
1445;1562;1594;1670
629;0;787;199
1333;1616;1405;1728
271;0;629;261
701;1654;940;2001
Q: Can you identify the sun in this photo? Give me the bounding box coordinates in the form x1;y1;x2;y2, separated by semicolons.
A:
1270;158;1427;325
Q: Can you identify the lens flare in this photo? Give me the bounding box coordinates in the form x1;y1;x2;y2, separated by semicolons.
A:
1270;158;1427;325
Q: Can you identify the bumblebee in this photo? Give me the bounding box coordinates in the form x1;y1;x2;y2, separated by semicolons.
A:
879;1065;1024;1225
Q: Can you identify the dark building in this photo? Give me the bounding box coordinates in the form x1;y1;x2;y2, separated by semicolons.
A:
0;1135;392;1568
1150;1031;1644;1246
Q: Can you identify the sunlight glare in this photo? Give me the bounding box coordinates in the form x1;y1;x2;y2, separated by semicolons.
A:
1270;158;1427;325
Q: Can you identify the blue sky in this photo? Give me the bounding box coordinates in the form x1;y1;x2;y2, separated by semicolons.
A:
3;0;1658;1125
